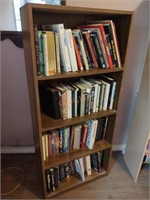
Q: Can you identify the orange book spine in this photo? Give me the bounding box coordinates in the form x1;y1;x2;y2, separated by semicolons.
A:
72;34;83;70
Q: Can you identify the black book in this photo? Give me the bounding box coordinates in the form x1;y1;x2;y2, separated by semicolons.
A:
49;168;56;192
95;117;105;141
54;167;59;189
59;164;65;182
39;85;60;119
45;169;52;192
103;24;118;67
90;32;106;68
65;162;72;178
91;152;100;172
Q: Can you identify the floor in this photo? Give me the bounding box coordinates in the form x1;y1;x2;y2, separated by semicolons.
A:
1;152;149;199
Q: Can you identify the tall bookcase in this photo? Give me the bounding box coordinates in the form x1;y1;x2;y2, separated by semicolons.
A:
20;3;133;198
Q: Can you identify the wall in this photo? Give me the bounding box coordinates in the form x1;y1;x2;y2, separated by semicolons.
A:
1;0;149;152
0;0;16;30
1;39;34;146
66;0;150;146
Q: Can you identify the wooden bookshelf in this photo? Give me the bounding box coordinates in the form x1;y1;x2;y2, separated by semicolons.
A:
20;3;133;198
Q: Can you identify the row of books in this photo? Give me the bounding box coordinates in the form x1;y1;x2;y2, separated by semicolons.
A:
42;117;108;161
45;151;103;193
34;20;121;76
39;75;117;120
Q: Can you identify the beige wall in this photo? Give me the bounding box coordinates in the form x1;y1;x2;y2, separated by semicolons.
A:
67;0;150;145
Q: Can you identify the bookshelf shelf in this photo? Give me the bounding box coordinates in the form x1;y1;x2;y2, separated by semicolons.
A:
46;168;107;198
20;3;133;198
41;110;117;132
44;140;111;169
37;68;124;81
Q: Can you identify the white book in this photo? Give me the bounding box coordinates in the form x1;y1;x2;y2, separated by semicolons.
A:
72;29;89;70
65;29;78;72
101;75;117;109
86;119;98;149
100;80;110;110
85;155;92;175
73;124;82;149
49;24;71;72
78;158;85;181
54;32;61;73
88;78;99;113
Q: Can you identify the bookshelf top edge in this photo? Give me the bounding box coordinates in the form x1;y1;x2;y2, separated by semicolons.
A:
21;3;134;16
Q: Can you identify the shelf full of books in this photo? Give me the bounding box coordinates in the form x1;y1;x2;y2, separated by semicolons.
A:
20;3;133;198
34;19;121;77
45;150;108;198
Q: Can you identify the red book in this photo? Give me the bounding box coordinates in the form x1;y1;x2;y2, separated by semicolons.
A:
79;24;113;69
70;125;75;150
80;123;89;148
72;34;83;70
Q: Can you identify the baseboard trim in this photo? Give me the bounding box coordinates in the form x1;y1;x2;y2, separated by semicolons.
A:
112;144;126;154
1;144;126;154
1;146;35;154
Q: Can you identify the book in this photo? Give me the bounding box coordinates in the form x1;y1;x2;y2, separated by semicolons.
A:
80;24;113;69
59;164;65;181
54;32;61;73
52;83;67;120
42;31;57;75
73;124;82;149
39;85;60;119
74;159;85;181
42;24;71;72
86;119;98;149
45;169;52;192
91;152;102;172
81;30;99;68
72;34;83;70
99;79;110;110
74;81;86;117
33;24;41;76
72;29;89;70
37;30;45;75
65;29;78;72
101;75;117;109
85;155;92;175
97;20;121;68
90;31;106;68
80;122;89;149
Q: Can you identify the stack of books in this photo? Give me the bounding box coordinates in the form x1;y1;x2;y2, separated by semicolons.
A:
42;117;108;161
33;20;121;76
45;151;103;193
39;76;117;120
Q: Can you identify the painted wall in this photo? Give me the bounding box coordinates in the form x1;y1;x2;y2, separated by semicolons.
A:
1;0;149;148
0;0;16;30
66;0;150;145
1;39;34;146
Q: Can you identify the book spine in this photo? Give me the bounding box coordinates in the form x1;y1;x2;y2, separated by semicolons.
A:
38;30;45;75
72;34;83;70
65;29;78;72
33;24;41;76
99;25;113;69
